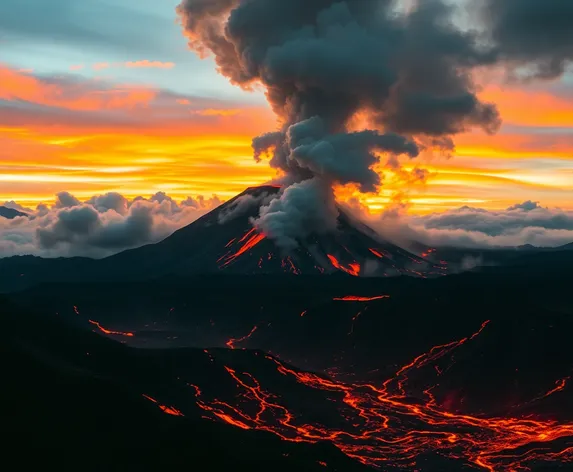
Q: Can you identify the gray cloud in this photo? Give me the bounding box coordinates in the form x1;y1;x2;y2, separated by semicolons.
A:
54;191;82;209
0;191;222;258
87;192;129;215
254;117;419;194
369;202;573;249
507;201;541;212
251;178;339;250
483;0;573;79
178;0;500;142
218;191;274;224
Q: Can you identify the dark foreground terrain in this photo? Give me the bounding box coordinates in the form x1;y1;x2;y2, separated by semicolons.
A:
1;296;369;471
2;250;573;471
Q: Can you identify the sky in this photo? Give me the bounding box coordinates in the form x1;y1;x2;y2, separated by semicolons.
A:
1;0;572;217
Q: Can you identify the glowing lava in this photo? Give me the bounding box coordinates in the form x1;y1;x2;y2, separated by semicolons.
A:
226;326;258;350
88;320;134;337
333;296;390;302
189;320;573;471
327;254;361;277
282;257;301;275
220;228;266;268
421;248;437;258
368;249;385;258
142;394;184;417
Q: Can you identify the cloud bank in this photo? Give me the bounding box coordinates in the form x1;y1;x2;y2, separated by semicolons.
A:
3;193;571;260
370;201;573;249
0;192;222;258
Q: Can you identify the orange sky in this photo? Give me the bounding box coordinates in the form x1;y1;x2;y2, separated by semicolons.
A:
1;64;572;214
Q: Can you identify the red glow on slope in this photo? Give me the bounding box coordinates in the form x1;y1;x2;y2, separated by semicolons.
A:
348;307;369;335
190;319;573;471
333;295;390;302
88;320;134;337
73;305;80;315
220;228;266;268
327;254;361;276
226;326;258;349
421;248;437;258
529;376;571;403
142;394;184;417
282;257;301;275
368;248;385;258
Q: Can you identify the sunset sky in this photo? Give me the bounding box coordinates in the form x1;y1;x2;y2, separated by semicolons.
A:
1;0;572;215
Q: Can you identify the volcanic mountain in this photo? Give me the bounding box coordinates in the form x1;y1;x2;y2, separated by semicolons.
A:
97;185;446;279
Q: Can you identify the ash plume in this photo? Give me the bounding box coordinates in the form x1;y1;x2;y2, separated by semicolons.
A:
482;0;573;80
176;0;504;247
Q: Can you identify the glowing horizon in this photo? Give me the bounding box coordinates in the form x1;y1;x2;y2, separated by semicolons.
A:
1;0;572;215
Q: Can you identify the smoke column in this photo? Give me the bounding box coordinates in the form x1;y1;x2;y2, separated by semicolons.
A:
177;0;508;248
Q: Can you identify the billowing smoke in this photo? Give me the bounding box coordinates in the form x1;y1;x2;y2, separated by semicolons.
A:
177;0;504;247
177;0;571;248
482;0;573;79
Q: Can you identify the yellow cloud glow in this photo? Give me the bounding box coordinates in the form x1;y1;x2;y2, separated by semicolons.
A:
1;64;572;214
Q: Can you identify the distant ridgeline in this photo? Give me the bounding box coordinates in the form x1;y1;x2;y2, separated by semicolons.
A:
0;206;27;219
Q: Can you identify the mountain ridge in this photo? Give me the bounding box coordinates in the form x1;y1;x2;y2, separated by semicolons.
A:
0;205;27;219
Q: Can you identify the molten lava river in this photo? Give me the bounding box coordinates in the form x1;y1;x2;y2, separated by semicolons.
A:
182;320;573;471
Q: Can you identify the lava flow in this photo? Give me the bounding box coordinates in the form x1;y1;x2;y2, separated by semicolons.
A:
333;295;390;302
368;249;386;259
189;320;573;471
142;394;184;417
226;326;258;350
219;228;266;268
282;257;301;275
421;248;437;258
88;320;134;337
327;254;361;276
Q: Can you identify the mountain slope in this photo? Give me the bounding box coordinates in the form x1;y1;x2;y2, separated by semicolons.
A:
103;185;445;278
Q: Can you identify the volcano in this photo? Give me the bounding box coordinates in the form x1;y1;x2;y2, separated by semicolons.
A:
106;185;446;279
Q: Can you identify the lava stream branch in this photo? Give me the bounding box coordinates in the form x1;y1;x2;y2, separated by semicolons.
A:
333;296;390;302
88;320;134;337
219;228;266;268
142;394;184;417
327;254;361;277
226;326;258;350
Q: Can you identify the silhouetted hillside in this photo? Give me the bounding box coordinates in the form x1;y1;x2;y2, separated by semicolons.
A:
0;205;27;219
